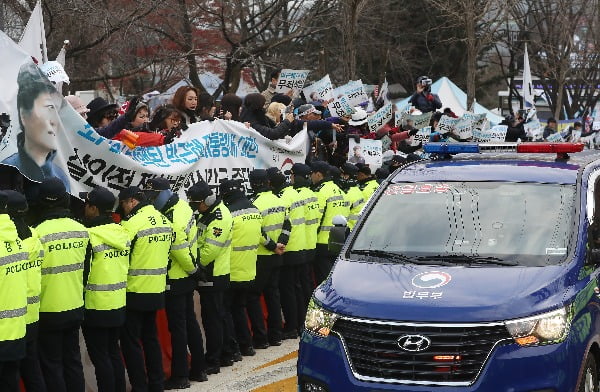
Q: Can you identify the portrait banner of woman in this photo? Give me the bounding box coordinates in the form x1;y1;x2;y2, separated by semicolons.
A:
1;60;72;191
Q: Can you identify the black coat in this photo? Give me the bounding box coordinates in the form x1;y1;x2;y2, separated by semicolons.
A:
240;108;292;140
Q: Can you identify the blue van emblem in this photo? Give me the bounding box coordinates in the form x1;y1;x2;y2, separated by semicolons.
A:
412;271;452;289
397;335;431;352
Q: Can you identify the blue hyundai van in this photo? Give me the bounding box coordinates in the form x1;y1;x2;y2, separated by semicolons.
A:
298;143;600;392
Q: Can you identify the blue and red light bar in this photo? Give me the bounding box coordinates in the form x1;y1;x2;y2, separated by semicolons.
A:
423;142;584;154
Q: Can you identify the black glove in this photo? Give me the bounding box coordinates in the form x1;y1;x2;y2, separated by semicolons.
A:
350;134;360;143
124;96;141;122
163;128;178;144
408;127;419;136
189;267;208;282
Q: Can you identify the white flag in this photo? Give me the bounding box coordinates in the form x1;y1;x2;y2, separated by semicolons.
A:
18;1;47;64
55;40;69;66
523;43;535;109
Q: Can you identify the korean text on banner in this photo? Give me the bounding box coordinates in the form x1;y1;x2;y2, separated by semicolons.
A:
275;69;310;95
327;96;354;118
412;127;432;146
348;139;382;169
367;103;393;134
302;74;334;102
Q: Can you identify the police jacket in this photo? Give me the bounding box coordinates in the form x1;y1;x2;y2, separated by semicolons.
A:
120;202;172;311
11;215;43;326
313;179;350;245
83;215;130;327
251;188;290;256
339;179;365;230
162;196;198;294
358;178;379;201
0;214;28;361
222;190;262;282
197;199;233;290
35;208;90;330
294;179;321;252
275;184;306;265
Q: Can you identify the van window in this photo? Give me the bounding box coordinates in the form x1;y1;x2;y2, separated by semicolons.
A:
350;182;575;266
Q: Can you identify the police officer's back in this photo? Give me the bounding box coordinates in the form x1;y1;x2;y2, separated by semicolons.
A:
118;185;172;392
0;191;30;390
80;186;130;392
34;178;90;392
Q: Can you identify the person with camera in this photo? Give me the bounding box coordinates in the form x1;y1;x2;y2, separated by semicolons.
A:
409;76;442;113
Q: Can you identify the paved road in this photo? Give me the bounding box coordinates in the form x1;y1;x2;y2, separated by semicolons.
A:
189;338;299;391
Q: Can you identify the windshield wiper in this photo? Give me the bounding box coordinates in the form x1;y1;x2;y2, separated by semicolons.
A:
419;254;518;266
350;250;453;265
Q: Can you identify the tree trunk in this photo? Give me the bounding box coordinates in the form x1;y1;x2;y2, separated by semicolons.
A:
465;7;476;110
177;0;206;93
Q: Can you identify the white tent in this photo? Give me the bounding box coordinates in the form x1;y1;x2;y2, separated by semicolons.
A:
395;77;503;125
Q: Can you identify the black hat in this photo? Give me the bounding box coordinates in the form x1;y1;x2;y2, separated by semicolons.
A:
219;179;243;195
355;163;372;175
79;186;115;212
5;190;27;213
375;167;389;179
390;155;407;166
187;181;213;202
547;117;557;124
144;177;171;191
271;94;292;106
266;167;281;179
39;177;67;203
0;191;7;211
118;186;144;201
285;163;311;177
86;97;118;120
310;161;330;175
329;166;341;179
340;162;359;176
249;169;268;183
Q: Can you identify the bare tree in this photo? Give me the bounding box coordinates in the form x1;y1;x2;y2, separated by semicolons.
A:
427;0;511;108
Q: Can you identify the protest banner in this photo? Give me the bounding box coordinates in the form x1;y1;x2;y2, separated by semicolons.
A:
302;74;334;102
348;139;382;170
453;112;487;140
406;112;433;131
334;80;369;107
367;102;393;133
546;132;564;142
473;125;507;142
0;31;308;199
394;110;406;127
524;119;543;140
412;126;432;146
437;115;458;135
327;95;354;117
275;69;310;95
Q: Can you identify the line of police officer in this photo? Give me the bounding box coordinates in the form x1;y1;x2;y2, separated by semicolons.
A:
0;159;380;392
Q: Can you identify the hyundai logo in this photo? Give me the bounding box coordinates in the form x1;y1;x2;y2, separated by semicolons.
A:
397;334;432;352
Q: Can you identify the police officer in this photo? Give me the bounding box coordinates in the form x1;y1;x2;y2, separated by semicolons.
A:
356;163;379;201
0;191;30;391
311;162;349;284
340;163;365;230
267;167;306;339
6;190;46;392
118;186;172;392
34;178;90;392
142;177;206;389
248;169;289;348
80;186;130;392
220;179;262;357
288;163;320;319
187;180;234;374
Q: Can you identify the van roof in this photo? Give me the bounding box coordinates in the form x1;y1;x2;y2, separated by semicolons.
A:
392;150;600;184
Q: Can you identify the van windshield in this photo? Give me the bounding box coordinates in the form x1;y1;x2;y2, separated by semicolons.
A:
350;182;576;266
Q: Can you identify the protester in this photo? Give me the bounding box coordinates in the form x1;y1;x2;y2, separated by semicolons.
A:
241;93;295;140
220;93;243;121
543;117;558;140
409;76;442;113
172;86;199;127
261;69;283;108
65;95;90;119
502;114;527;142
266;102;286;125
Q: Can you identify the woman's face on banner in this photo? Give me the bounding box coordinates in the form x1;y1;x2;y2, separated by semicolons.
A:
21;91;60;151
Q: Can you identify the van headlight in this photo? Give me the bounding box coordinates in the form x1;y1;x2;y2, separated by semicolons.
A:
505;306;572;346
305;298;338;337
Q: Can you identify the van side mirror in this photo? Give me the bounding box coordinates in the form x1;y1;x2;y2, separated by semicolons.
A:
589;248;600;265
328;215;348;256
